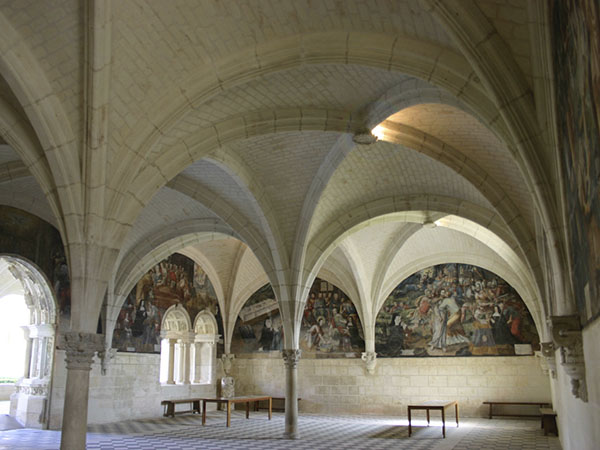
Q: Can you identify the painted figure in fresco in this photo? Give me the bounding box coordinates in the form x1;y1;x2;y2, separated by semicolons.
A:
471;304;495;347
439;290;470;347
258;318;274;352
490;303;513;345
428;298;447;350
386;314;405;356
306;317;325;349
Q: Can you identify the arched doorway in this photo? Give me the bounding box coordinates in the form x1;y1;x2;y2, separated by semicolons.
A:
0;256;57;429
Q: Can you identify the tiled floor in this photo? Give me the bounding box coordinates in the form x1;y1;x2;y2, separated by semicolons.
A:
0;411;562;450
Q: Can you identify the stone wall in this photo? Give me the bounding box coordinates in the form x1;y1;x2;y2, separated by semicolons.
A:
231;355;551;417
48;351;218;429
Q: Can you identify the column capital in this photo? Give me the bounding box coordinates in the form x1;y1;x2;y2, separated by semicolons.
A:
361;351;377;375
58;332;104;371
282;349;301;368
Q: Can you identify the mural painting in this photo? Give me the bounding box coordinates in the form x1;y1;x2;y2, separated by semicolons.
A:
552;0;600;324
0;206;71;322
112;253;221;353
375;263;539;357
231;278;365;357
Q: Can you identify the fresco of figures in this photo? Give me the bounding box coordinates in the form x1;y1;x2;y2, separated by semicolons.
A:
375;263;540;357
112;253;221;353
552;0;600;325
231;278;365;357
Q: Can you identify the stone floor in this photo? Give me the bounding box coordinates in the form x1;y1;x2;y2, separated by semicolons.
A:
0;411;562;450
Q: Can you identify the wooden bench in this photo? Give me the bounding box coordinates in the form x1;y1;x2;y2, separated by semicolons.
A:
161;398;203;418
253;396;301;412
540;408;558;436
483;401;550;419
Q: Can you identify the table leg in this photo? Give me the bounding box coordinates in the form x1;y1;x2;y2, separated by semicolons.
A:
442;407;446;438
426;408;430;426
268;397;272;420
202;401;206;425
193;400;200;415
246;401;250;419
489;403;492;419
254;400;259;412
167;403;174;418
408;407;412;437
455;403;459;428
227;402;231;427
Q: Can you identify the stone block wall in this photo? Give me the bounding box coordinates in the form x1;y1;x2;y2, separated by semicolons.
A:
231;355;551;418
48;351;217;429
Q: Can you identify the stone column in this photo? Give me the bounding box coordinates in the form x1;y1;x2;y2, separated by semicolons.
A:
167;338;176;384
192;342;202;383
59;332;104;450
176;340;185;384
21;327;32;378
182;340;191;384
29;337;40;378
282;349;301;439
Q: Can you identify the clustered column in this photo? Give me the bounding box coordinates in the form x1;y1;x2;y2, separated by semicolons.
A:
282;349;301;439
59;332;104;450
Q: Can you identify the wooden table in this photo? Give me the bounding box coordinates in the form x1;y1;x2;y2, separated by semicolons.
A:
408;400;458;438
483;401;550;419
201;396;272;427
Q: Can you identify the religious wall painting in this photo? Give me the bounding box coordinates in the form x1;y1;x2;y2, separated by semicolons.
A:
231;278;365;357
375;263;540;357
230;284;283;354
0;206;71;323
552;0;600;325
112;253;221;353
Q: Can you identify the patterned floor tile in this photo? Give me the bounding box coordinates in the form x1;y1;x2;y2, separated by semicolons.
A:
0;412;561;450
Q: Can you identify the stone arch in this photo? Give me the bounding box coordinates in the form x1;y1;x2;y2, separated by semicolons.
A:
0;254;58;428
161;304;191;335
193;310;218;337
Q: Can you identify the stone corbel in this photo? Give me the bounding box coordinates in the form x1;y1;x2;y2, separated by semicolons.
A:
550;315;588;402
221;353;235;376
361;351;377;375
538;342;557;379
98;347;117;375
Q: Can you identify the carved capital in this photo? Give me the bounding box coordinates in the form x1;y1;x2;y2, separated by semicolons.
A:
361;351;377;375
221;353;235;375
282;349;301;368
58;332;104;371
538;343;557;379
550;315;588;402
98;347;118;375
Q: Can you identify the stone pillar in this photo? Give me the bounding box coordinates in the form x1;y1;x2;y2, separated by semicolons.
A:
176;340;185;384
192;342;202;383
182;340;191;384
282;349;301;439
59;332;104;450
167;339;176;384
21;327;32;378
29;337;39;378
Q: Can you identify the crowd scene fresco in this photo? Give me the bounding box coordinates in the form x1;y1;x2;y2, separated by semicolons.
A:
231;278;365;357
112;253;220;353
375;263;540;357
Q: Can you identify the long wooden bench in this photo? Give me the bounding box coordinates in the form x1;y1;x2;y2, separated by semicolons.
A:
253;396;301;412
161;398;203;418
483;401;551;419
